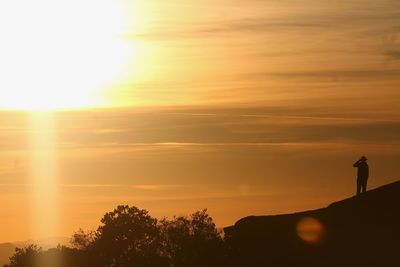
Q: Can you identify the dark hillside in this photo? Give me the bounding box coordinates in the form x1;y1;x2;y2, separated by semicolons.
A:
224;181;400;267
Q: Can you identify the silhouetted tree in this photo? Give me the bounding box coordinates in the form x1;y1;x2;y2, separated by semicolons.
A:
72;205;168;267
3;244;41;267
3;245;92;267
5;206;226;267
71;229;96;250
159;209;226;267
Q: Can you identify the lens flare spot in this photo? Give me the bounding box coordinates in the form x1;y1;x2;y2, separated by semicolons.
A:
296;217;324;243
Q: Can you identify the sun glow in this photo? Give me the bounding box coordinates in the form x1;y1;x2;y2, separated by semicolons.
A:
0;0;130;110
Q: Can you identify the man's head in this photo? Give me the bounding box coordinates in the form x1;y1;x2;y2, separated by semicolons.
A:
361;156;367;162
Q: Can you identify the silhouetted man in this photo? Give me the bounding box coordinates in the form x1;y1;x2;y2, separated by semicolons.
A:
353;156;369;196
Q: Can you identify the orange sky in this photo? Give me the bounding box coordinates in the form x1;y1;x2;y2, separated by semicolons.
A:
0;0;399;242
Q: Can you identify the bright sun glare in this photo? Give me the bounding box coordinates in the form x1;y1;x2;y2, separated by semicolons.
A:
0;0;129;110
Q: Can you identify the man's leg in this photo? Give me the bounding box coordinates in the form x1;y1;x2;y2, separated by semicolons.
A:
357;178;362;196
362;178;368;193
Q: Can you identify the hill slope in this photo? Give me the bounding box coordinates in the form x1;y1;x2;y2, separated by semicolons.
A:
224;181;400;267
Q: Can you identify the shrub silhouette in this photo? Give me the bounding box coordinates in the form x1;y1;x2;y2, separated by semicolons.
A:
4;205;225;267
72;205;164;267
4;245;41;267
159;209;226;267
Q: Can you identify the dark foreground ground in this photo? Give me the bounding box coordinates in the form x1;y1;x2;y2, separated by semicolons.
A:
2;181;399;267
224;181;400;267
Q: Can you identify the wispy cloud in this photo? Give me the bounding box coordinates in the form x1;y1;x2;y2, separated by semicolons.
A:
244;69;400;81
385;50;400;60
2;107;400;152
0;183;186;191
197;18;327;35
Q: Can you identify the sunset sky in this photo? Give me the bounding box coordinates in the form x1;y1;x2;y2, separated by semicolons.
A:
0;0;399;243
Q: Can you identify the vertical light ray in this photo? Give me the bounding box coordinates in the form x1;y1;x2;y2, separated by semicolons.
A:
29;112;61;266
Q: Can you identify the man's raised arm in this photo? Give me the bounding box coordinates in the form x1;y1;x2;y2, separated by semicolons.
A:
353;160;360;167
